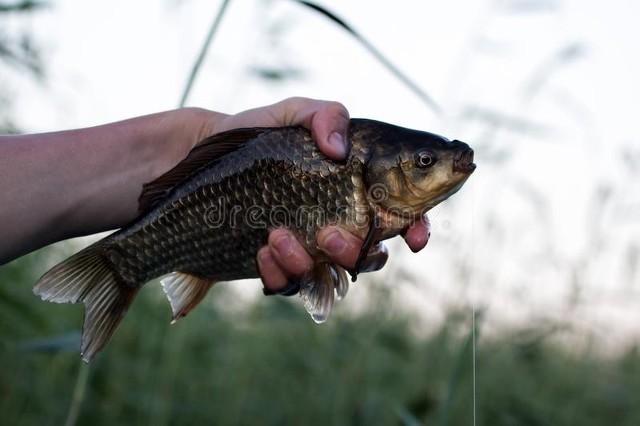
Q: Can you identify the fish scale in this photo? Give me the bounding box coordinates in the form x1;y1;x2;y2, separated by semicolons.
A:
112;151;362;285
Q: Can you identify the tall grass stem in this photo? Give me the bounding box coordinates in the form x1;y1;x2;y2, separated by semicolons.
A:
179;0;232;108
64;362;90;426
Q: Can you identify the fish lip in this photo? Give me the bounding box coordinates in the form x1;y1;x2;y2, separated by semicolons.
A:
453;147;476;173
454;162;476;174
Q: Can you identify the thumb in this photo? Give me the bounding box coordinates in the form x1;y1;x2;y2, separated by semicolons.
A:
308;101;350;160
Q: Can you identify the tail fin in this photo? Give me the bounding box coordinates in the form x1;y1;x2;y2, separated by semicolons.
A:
33;243;137;362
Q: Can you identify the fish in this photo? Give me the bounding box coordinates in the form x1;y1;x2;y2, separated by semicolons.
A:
33;119;476;362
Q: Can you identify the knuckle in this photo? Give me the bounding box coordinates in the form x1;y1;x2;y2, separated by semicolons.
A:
281;96;310;110
281;243;311;271
268;227;289;242
290;254;313;275
256;247;273;272
324;101;349;120
332;246;358;269
182;106;208;115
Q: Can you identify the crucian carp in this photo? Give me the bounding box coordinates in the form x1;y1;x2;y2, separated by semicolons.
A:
33;119;476;361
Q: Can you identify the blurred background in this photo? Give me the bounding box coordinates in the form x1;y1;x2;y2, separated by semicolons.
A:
1;0;640;424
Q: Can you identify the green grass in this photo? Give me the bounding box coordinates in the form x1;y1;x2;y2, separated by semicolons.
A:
1;248;640;426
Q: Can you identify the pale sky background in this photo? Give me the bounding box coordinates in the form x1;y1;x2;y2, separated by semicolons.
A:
3;0;640;350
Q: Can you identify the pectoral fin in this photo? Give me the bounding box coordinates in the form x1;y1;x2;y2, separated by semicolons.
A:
334;266;349;301
299;263;349;324
160;272;215;323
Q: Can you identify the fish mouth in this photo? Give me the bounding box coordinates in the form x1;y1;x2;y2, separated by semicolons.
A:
453;146;476;174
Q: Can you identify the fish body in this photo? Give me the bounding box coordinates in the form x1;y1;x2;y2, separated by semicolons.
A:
33;119;476;361
109;126;370;285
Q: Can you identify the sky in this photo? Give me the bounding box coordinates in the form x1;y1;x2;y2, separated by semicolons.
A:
3;0;640;350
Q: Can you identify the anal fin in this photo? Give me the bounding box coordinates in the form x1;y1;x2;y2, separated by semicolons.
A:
160;272;215;323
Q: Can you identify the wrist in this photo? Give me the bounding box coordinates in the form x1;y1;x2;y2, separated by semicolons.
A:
145;108;227;184
175;107;229;147
67;108;227;235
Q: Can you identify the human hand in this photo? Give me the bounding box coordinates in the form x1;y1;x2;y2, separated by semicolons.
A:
215;97;431;295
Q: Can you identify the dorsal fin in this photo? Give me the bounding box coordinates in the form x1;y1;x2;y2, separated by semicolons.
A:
138;127;269;213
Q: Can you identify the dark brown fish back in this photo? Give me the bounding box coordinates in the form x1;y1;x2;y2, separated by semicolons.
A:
138;127;270;213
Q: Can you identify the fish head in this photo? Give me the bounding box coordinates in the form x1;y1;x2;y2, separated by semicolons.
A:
362;122;475;218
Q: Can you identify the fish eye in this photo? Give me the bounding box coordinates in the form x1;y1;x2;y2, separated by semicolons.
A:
415;151;436;169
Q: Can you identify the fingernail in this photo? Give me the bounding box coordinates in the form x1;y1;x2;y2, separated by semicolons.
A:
263;279;302;297
263;286;276;296
328;132;347;158
278;279;302;296
272;234;293;257
319;230;348;255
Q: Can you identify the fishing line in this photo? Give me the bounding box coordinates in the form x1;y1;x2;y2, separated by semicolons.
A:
472;305;477;426
471;169;478;426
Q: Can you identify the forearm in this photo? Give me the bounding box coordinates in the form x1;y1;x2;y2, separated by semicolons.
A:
0;108;225;264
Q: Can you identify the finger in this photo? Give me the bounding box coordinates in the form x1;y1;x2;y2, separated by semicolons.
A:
308;102;350;161
267;228;314;277
278;97;350;160
316;226;363;270
403;215;431;253
256;246;288;292
217;97;351;160
358;243;389;273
